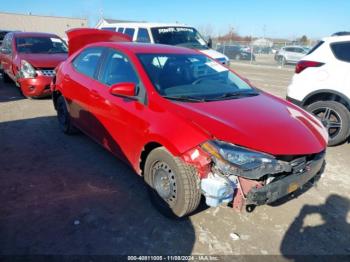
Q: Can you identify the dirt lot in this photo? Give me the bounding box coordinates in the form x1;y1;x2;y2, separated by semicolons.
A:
0;64;349;258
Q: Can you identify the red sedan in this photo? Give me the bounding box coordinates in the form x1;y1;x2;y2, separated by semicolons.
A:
0;32;67;98
52;29;327;218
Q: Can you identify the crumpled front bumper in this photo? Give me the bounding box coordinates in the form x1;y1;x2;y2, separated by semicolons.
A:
246;153;325;206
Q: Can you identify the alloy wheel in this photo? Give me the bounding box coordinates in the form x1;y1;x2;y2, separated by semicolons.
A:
312;107;342;139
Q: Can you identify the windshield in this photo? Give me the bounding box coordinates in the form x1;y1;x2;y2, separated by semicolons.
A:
138;53;257;102
15;36;68;54
151;27;209;50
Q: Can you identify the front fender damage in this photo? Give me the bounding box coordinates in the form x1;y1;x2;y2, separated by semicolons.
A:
180;146;262;212
181;147;326;213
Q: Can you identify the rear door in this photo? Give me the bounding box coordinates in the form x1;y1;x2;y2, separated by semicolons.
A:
293;47;307;61
330;41;350;97
283;47;295;61
63;46;106;135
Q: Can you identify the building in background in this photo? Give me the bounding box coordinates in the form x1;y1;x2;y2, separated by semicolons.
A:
0;12;88;39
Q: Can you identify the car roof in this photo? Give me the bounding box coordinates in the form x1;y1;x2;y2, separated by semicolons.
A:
322;34;350;43
12;32;60;38
102;22;189;29
91;42;200;54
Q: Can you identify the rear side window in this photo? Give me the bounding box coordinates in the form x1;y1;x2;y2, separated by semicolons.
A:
72;47;104;78
101;27;116;32
124;28;135;39
117;28;124;33
331;41;350;62
307;41;324;55
136;28;151;43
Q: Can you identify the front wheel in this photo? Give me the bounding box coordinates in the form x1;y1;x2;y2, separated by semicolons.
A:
144;147;201;218
56;96;78;134
307;101;350;146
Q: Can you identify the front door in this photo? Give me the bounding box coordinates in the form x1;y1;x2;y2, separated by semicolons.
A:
87;48;149;164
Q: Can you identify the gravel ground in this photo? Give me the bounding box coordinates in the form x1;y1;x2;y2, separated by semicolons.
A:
0;65;349;258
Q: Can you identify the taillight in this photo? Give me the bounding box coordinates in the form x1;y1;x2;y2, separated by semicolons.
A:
295;60;324;74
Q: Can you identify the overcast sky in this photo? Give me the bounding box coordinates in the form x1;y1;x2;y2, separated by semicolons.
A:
1;0;349;39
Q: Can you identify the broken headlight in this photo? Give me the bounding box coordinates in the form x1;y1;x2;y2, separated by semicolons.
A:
201;140;290;179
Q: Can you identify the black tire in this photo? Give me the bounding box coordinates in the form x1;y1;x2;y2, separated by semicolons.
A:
144;147;201;218
307;101;350;146
56;95;78;134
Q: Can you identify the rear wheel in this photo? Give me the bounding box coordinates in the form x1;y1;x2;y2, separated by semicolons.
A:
307;101;350;146
56;96;78;134
144;147;201;218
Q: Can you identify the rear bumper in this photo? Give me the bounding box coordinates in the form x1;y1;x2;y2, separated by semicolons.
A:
246;153;325;205
18;75;53;97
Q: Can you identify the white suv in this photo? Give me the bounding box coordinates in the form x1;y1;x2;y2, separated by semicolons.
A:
287;35;350;146
96;21;229;65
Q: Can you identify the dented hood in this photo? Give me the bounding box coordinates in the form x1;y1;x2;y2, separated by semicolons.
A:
167;93;327;155
66;28;131;56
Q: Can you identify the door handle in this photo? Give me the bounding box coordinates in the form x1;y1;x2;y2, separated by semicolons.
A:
90;89;100;99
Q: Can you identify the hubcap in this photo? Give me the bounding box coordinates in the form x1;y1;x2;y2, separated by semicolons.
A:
312;107;342;139
152;161;177;204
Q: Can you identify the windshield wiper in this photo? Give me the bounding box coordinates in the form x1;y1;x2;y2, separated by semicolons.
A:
163;95;205;102
206;91;259;101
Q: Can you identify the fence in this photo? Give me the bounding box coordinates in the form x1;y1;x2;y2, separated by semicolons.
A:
212;39;317;67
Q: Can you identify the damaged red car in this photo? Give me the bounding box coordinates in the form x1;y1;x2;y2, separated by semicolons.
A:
0;32;67;98
52;29;328;218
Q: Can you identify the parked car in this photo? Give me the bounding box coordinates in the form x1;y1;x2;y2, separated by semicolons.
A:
0;31;68;98
52;29;327;218
274;46;308;64
97;22;230;65
287;35;350;146
253;46;272;54
216;45;255;61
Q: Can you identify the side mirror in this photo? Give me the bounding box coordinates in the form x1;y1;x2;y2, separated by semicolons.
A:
207;38;213;48
109;82;136;97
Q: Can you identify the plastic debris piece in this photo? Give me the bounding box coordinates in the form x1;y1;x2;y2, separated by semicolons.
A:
229;232;240;241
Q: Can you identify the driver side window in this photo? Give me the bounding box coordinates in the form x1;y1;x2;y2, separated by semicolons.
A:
100;51;139;86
